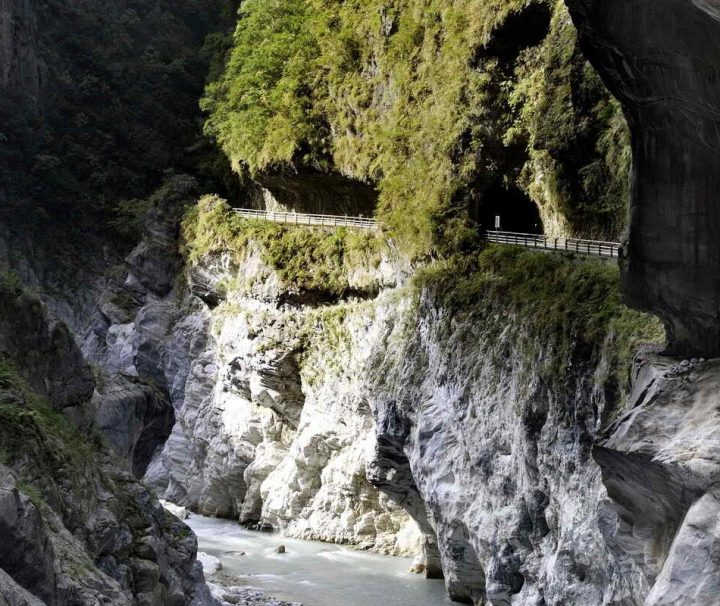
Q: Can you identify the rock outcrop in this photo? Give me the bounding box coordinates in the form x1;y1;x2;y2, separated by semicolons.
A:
0;268;214;606
92;193;720;605
99;211;420;555
0;275;95;411
91;203;623;603
10;183;719;606
565;0;720;356
594;350;720;605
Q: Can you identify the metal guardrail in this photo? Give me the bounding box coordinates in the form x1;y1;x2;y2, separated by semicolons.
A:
233;208;380;230
484;230;621;258
231;209;621;258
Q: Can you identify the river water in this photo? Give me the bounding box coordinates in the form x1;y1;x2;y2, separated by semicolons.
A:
188;516;450;606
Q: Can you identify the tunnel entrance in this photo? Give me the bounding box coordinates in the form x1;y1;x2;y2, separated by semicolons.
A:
475;181;543;234
482;2;552;64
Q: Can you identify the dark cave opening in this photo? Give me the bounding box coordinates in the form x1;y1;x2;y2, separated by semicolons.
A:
481;2;553;63
474;180;544;234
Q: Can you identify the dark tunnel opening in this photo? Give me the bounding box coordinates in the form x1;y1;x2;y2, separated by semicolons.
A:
481;2;553;64
474;180;544;234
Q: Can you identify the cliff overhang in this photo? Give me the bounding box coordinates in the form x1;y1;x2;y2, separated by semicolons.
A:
566;0;720;356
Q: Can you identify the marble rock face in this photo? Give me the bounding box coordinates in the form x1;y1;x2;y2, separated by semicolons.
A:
87;205;417;556
92;215;720;604
0;270;214;606
595;352;720;605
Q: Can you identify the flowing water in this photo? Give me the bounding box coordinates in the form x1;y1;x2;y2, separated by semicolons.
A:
188;516;451;606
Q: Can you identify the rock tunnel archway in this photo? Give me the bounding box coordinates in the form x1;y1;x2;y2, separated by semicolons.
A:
474;180;544;234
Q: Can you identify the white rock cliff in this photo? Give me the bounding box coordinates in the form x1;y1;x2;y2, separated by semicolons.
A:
80;199;720;605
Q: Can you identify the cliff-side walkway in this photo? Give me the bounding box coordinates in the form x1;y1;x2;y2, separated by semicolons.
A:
233;208;621;258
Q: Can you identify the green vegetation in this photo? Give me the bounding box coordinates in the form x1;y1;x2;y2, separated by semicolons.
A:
182;196;388;296
0;271;23;294
0;358;96;473
17;481;45;508
415;245;663;393
204;0;630;256
506;5;631;238
0;0;234;240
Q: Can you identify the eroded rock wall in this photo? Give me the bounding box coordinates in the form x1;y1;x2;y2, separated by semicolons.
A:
565;0;720;356
69;192;720;605
0;274;214;606
95;215;634;601
593;351;720;605
95;211;422;556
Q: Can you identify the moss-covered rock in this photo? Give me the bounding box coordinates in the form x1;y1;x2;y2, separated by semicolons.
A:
182;196;395;299
0;272;95;411
0;277;210;606
203;0;630;255
413;244;663;403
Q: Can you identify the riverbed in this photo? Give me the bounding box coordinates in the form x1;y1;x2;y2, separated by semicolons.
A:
188;516;450;606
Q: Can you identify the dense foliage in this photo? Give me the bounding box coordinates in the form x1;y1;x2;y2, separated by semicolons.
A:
0;0;235;238
204;0;630;256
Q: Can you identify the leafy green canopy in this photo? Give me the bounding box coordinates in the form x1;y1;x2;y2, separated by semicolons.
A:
204;0;630;256
0;0;233;237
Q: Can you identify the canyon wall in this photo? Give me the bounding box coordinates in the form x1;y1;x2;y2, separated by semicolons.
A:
84;195;720;604
0;274;213;606
4;0;720;603
5;177;718;605
565;0;720;356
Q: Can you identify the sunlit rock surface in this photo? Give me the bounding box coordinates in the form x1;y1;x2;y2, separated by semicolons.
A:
12;173;718;604
94;227;611;600
85;203;720;603
595;350;720;604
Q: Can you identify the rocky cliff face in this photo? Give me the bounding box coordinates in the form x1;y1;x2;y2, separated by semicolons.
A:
594;351;720;606
0;274;214;606
1;1;718;604
88;197;422;557
85;195;720;604
565;0;720;356
13;176;720;605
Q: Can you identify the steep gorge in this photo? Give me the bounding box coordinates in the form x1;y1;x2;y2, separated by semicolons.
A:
2;0;720;605
88;196;666;603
